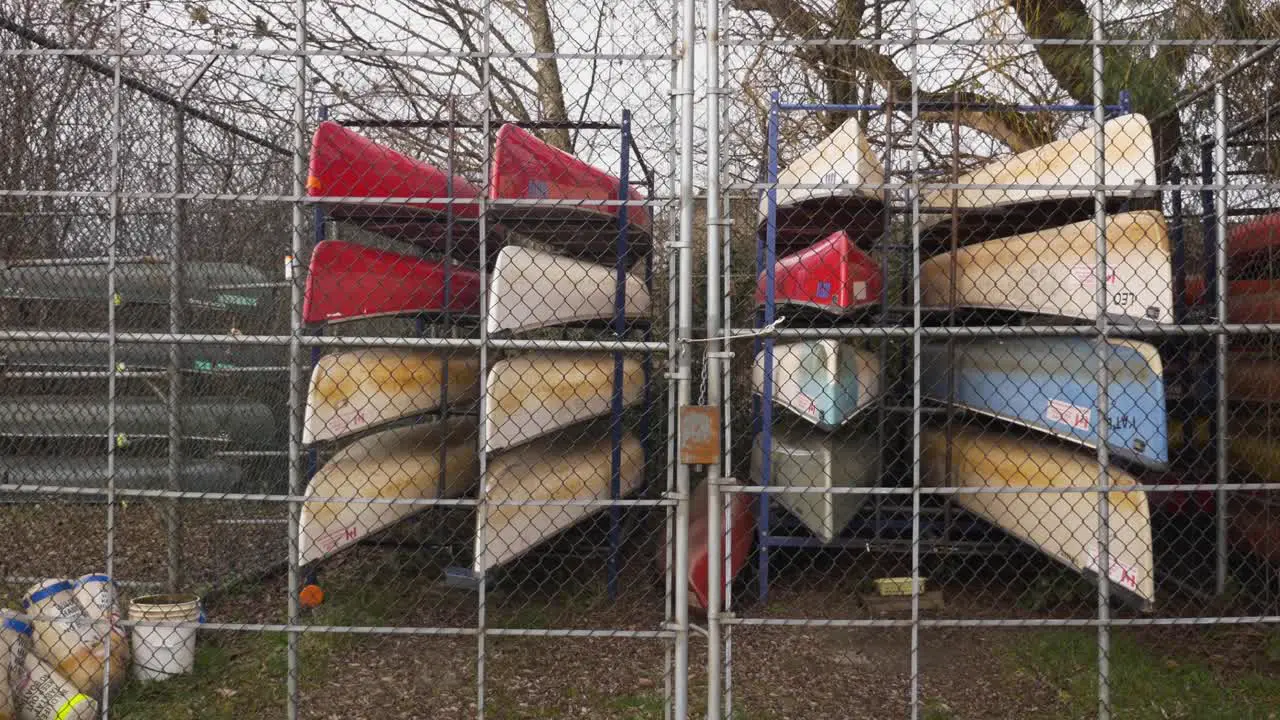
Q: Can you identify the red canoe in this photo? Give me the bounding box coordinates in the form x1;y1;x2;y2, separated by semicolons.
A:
666;480;755;612
307;121;488;251
1184;276;1280;305
1227;212;1280;267
756;230;882;314
1183;276;1280;322
489;124;650;257
302;240;481;325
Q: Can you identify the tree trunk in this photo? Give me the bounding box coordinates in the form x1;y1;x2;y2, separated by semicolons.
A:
526;0;573;152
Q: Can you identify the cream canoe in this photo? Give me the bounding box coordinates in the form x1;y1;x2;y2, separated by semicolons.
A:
473;430;643;574
761;116;887;248
298;417;479;564
921;426;1155;608
486;244;650;335
918;113;1156;235
750;426;878;543
920;210;1173;324
303;349;481;445
484;352;644;452
751;340;881;430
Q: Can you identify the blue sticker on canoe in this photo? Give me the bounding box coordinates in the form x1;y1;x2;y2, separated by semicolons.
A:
815;281;832;300
527;180;549;199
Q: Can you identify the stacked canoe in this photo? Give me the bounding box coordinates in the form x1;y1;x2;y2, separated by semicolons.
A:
298;122;655;578
0;255;282;497
749;112;1168;609
1177;210;1280;562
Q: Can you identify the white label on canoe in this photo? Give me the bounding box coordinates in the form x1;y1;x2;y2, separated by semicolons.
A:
1070;264;1118;289
1045;398;1091;431
1086;550;1141;592
317;526;360;554
852;281;867;301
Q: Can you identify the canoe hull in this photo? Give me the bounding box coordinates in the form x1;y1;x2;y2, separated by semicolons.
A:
489;123;650;238
918;114;1156;240
750;427;877;542
761;116;887;250
484;353;645;452
302;240;481;326
920;210;1173;324
752;340;881;430
299;418;479;564
1226;212;1280;267
307;120;481;221
0;458;243;494
474;431;643;574
0;340;281;372
485;245;650;335
756;230;883;315
920;338;1168;468
922;427;1155;607
0;262;270;314
0;397;274;445
303;349;481;445
682;479;755;611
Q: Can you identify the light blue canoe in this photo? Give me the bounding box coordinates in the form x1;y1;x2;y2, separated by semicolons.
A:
752;340;881;430
919;338;1168;469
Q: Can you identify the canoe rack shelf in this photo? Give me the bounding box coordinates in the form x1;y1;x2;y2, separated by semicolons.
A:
749;91;1145;602
304;107;659;601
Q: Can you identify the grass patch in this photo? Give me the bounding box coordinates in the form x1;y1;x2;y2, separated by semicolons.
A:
605;692;666;718
1006;629;1280;720
111;633;288;719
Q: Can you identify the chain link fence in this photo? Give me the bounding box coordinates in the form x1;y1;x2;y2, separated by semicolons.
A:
3;0;1280;718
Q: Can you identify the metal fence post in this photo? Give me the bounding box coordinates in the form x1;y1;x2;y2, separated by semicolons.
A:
1089;2;1112;718
674;0;698;710
1214;85;1230;598
705;0;725;711
286;0;309;717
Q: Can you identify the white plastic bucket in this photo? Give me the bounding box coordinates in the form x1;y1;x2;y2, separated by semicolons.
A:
126;594;203;682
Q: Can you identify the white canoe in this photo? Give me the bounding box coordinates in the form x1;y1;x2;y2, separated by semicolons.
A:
921;426;1155;608
751;340;881;430
760;116;887;247
751;426;877;543
484;352;644;452
298;417;479;564
486;244;650;335
918;113;1156;233
303;349;481;445
762;115;886;216
920;210;1172;324
473;430;643;574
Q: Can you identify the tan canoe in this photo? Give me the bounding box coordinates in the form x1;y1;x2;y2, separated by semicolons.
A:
486;244;650;335
750;426;878;543
761;116;887;248
303;349;481;445
921;426;1155;607
919;114;1156;235
921;210;1172;324
298;417;479;564
483;352;644;452
473;430;643;574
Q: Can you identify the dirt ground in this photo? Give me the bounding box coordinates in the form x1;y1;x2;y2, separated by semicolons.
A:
4;503;1280;719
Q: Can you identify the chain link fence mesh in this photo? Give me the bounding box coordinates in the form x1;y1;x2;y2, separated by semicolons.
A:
3;0;1280;718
